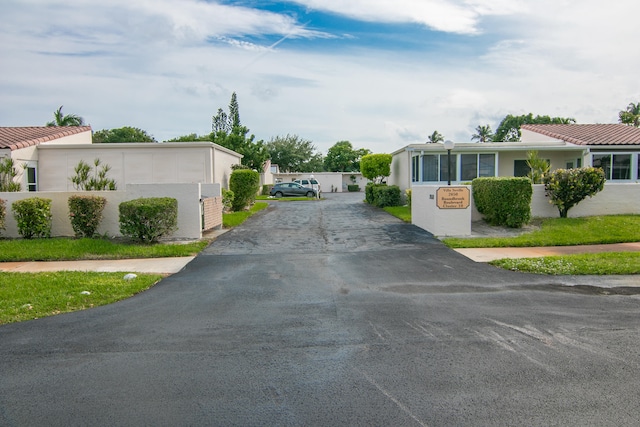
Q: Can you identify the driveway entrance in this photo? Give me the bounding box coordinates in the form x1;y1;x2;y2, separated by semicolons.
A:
2;192;640;426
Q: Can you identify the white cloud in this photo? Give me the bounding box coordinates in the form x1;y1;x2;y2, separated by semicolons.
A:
291;0;528;34
1;0;640;156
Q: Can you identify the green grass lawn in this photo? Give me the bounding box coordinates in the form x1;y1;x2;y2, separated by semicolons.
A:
0;271;163;324
0;201;269;324
443;215;640;248
381;208;640;276
383;206;411;222
223;202;269;227
0;238;210;262
490;252;640;275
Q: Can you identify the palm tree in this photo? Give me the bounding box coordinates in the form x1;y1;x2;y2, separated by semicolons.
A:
619;102;640;127
46;105;85;127
427;130;444;143
471;124;493;142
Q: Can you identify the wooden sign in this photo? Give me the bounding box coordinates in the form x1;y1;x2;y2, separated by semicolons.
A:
436;186;470;209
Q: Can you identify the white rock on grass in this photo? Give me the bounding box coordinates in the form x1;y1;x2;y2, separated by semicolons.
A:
123;273;137;281
80;291;91;295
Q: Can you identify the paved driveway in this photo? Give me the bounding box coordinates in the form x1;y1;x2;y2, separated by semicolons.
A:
1;192;640;426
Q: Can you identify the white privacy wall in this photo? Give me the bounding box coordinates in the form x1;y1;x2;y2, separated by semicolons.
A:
0;183;221;240
412;183;640;236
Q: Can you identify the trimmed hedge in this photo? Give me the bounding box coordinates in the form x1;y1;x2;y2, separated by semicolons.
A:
119;197;178;242
229;169;260;211
347;185;360;192
11;197;52;239
366;183;402;208
472;177;532;228
68;195;107;238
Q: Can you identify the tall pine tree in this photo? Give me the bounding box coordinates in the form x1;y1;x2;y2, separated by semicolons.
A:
211;93;268;170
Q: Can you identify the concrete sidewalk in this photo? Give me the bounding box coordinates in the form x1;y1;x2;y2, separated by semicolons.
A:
0;257;195;274
454;242;640;262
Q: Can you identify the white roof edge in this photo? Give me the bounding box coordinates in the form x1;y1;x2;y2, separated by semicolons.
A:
37;141;242;157
396;141;585;153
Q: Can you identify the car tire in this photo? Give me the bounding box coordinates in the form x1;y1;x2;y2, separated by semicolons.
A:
306;191;315;198
274;191;284;198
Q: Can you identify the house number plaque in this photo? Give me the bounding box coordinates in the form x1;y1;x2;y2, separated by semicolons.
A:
436;186;470;209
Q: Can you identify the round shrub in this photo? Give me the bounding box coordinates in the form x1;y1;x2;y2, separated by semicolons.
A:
119;197;178;242
68;195;107;238
11;197;52;239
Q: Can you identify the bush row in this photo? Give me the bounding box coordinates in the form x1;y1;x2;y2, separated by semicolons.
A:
365;183;402;208
0;196;178;242
472;177;532;228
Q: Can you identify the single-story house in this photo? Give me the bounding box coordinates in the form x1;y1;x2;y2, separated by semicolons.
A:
0;126;242;191
390;124;640;193
0;126;93;191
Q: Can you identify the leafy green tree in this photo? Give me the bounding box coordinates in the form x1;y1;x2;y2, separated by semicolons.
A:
211;93;269;170
471;125;493;142
266;134;323;173
46;105;84;127
165;133;211;142
427;131;444;143
619;102;640;127
93;126;156;143
361;153;392;184
493;114;576;142
543;167;606;218
526;151;550;184
0;157;22;192
324;141;370;172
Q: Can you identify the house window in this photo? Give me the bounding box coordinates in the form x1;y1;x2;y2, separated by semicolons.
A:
461;153;496;180
479;154;496;177
26;166;37;191
593;153;632;180
460;154;477;180
422;155;438;181
514;158;549;178
439;154;457;182
514;160;529;177
613;154;631;179
411;155;420;182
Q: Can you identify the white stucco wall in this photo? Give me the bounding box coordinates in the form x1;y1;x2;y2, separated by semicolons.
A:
0;183;219;239
529;183;640;218
413;182;640;236
412;185;472;236
36;143;241;191
212;146;242;189
389;150;411;192
497;150;585;177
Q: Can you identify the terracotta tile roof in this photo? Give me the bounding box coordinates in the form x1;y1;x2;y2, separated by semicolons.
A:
521;124;640;146
0;126;92;150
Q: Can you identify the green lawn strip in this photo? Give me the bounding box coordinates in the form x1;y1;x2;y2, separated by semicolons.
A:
383;206;411;222
443;215;640;248
223;202;269;228
0;238;209;262
0;271;163;325
490;252;640;275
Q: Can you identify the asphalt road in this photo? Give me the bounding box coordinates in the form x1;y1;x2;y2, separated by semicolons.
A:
1;192;640;426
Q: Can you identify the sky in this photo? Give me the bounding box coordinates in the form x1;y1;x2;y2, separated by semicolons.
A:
2;0;639;155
